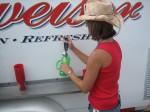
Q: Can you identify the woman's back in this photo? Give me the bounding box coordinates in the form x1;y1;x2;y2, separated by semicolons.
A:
88;39;122;110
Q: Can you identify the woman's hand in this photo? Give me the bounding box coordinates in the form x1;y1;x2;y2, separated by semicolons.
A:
59;62;73;76
62;36;75;50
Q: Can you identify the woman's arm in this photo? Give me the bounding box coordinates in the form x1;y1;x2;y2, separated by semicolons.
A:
71;46;88;65
63;36;88;64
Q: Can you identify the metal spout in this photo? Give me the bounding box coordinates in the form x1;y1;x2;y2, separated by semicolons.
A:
62;51;68;57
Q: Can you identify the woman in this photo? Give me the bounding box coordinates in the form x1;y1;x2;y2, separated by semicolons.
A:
59;0;124;112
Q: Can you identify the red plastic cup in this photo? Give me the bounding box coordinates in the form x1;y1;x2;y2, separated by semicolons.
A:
14;64;26;91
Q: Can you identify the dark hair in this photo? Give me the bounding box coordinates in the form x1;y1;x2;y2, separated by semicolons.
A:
86;21;116;41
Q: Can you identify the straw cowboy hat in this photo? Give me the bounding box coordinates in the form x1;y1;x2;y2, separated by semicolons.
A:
74;0;124;28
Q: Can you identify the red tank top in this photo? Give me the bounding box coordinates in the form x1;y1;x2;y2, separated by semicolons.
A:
88;39;122;110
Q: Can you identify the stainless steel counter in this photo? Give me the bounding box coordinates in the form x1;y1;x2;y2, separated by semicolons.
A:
0;78;81;100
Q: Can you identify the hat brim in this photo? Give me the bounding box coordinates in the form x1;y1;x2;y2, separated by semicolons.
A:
74;12;124;28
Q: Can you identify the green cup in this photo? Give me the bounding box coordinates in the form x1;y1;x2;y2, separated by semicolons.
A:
56;56;70;77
